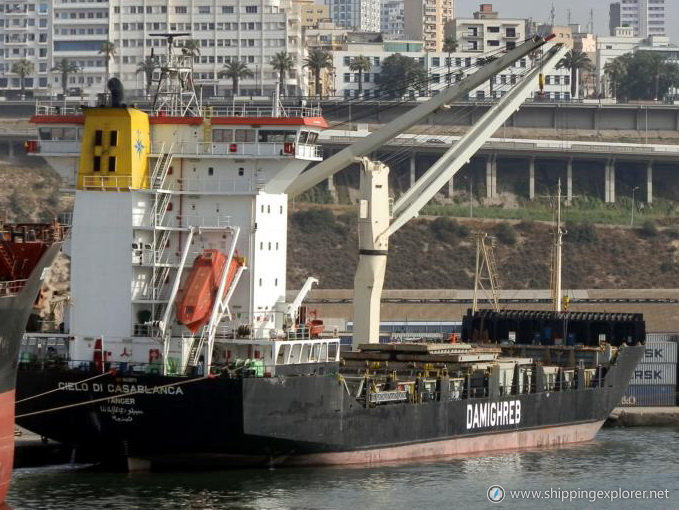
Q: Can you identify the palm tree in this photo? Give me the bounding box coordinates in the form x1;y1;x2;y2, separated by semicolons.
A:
604;58;626;99
219;60;254;97
557;49;593;98
11;59;34;94
99;41;116;90
442;36;458;85
304;48;333;98
270;51;295;96
51;59;80;96
181;39;201;63
349;56;372;97
136;57;158;97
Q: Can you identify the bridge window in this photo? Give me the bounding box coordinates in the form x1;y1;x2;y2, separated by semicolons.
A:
234;129;255;142
258;130;296;143
212;129;233;142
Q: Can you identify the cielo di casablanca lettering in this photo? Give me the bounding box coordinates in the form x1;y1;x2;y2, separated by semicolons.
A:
57;382;184;395
466;399;521;430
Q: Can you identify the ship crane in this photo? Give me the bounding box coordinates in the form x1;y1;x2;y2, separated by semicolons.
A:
286;36;568;348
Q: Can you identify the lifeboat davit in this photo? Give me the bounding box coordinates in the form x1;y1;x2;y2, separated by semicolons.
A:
175;249;242;334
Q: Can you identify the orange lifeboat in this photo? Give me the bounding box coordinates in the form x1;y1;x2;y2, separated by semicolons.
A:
175;249;242;334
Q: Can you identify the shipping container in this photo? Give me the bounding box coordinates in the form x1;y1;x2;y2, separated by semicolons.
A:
629;363;677;386
646;333;679;343
619;385;676;407
641;341;678;364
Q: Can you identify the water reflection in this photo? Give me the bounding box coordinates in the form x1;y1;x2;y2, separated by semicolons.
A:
7;428;679;510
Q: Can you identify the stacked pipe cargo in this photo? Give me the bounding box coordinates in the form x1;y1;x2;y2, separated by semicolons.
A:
621;334;678;407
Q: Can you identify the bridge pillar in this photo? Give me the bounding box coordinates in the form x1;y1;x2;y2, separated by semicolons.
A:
327;174;338;203
566;158;573;205
528;157;535;200
409;154;416;187
605;159;616;203
646;161;653;204
486;154;497;198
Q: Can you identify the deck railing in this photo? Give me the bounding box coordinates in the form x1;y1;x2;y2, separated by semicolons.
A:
0;279;27;298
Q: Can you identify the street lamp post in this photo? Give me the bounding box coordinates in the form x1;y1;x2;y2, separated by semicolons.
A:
630;186;639;226
255;64;259;96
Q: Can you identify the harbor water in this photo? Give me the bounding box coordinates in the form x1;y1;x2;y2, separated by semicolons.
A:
6;427;678;510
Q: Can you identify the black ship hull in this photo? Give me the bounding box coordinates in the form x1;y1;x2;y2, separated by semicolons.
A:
15;344;643;469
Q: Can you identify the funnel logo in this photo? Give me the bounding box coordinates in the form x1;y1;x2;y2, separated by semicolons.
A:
134;130;145;157
487;485;505;503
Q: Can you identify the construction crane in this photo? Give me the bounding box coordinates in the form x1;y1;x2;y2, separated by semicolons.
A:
287;36;568;348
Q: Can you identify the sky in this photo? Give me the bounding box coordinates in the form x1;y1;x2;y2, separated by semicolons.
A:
455;0;679;44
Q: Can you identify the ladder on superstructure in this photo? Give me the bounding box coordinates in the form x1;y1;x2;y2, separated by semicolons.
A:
472;231;502;312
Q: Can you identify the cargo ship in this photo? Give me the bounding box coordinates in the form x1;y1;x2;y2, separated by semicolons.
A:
0;223;61;502
14;35;644;470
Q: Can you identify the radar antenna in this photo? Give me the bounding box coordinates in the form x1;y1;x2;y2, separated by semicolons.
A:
149;32;202;117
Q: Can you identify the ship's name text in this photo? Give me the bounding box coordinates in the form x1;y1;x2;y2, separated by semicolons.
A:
466;400;521;430
57;382;184;395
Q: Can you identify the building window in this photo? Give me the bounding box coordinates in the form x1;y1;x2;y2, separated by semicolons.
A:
222;6;234;13
108;156;116;172
245;6;258;13
93;156;101;172
94;130;103;145
110;131;118;147
208;167;214;175
175;6;187;14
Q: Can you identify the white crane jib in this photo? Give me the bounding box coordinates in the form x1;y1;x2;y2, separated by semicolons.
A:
285;35;556;197
289;36;565;348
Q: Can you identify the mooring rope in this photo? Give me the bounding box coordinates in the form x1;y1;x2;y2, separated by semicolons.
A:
15;375;210;419
15;370;117;404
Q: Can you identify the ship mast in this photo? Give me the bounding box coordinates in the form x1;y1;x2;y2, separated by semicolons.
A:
550;179;564;312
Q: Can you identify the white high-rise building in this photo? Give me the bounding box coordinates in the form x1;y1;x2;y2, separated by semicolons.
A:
0;0;307;99
0;2;53;96
325;0;381;32
618;0;665;38
381;0;405;40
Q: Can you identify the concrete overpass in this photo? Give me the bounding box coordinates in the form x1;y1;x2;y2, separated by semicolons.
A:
318;130;679;204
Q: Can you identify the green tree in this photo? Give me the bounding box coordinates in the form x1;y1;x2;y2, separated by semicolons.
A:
615;51;679;101
136;57;158;97
51;59;80;96
99;41;116;90
11;59;34;93
271;51;295;96
219;60;254;97
442;36;458;85
604;58;627;99
557;49;593;98
348;56;372;97
304;48;333;98
375;53;427;99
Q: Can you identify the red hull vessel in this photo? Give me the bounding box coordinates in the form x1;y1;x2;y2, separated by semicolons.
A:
175;250;242;333
0;223;61;504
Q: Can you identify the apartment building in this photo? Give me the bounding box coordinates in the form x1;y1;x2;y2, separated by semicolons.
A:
109;0;306;98
613;0;666;38
448;4;525;53
0;0;307;98
332;40;571;100
293;0;329;29
403;0;454;52
0;2;52;96
325;0;380;32
381;0;405;40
